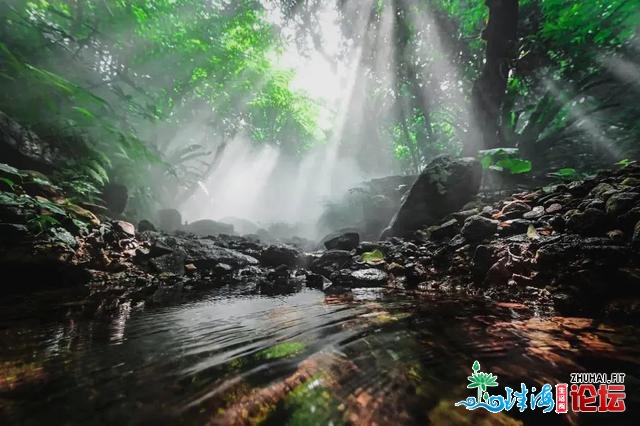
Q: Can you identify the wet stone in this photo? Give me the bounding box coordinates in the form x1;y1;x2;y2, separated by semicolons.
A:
350;268;388;287
428;219;460;240
522;206;545;220
461;215;499;243
606;192;639;217
137;219;156;233
114;220;135;237
501;202;531;219
323;232;360;251
310;250;353;276
261;244;301;267
499;219;531;236
0;223;29;244
149;252;186;276
549;215;566;232
545;203;563;214
565;208;608;236
633;220;640;249
590;182;616;200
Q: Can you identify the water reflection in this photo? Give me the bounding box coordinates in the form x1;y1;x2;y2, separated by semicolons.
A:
0;288;638;425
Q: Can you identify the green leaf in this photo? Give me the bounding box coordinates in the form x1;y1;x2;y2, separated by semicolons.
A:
71;106;96;119
0;163;22;177
616;159;635;169
494;158;532;175
527;224;541;240
361;249;385;263
0;177;15;189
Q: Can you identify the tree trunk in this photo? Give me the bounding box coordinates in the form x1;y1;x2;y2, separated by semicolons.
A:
466;0;519;155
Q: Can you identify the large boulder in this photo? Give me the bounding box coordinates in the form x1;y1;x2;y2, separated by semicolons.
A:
145;234;258;270
157;209;182;233
180;237;258;269
323;231;360;251
101;183;128;215
0;111;60;172
261;244;302;267
383;156;482;237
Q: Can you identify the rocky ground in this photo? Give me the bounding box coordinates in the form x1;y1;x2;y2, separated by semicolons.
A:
1;157;640;320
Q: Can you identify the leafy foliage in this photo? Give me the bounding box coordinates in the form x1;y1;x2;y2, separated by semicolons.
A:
1;0;639;200
479;148;532;175
361;249;385;263
0;0;322;215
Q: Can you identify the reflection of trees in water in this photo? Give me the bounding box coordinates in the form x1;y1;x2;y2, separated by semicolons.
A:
2;293;638;425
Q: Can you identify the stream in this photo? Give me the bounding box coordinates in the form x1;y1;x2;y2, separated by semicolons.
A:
1;287;638;425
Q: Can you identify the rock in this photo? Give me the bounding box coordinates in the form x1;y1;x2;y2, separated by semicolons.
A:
590;183;616;200
306;272;331;290
310;250;353;276
545;203;563;214
472;244;496;282
171;237;259;269
607;229;625;243
184;219;234;236
522;206;545;220
387;262;405;275
114;220;135;237
586;199;606;211
461;215;499;243
535;235;629;268
101;183;128;215
619;207;640;233
185;263;197;274
213;263;233;276
480;205;495;217
260;265;302;295
384;156;481;237
323;231;360;250
428;219;460;240
350;268;388;287
0;223;29;245
621;177;640;187
499;219;531;236
567;179;597;197
549;215;566;232
138;219;156;232
149;239;173;258
0;110;59;172
565;208;607;236
451;208;480;223
261;244;301;267
157;209;182;232
46;227;75;247
149;252;186;275
404;262;427;285
633;220;640;249
605;192;639;217
501;201;531;219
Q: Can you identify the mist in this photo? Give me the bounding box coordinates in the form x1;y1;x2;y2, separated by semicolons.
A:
177;1;400;238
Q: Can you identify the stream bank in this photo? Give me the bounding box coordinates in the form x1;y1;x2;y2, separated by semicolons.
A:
1;155;640;321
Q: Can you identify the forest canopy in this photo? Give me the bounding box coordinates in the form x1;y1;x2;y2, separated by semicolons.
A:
1;0;639;217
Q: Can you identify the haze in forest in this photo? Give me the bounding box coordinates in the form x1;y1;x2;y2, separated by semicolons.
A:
1;0;638;238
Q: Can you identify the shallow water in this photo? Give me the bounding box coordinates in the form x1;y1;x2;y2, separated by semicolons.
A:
1;287;638;425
